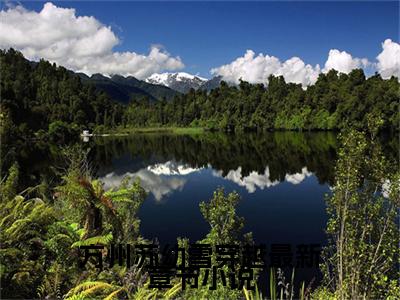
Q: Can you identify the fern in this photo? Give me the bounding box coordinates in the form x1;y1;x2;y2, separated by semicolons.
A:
164;282;182;299
104;189;135;203
65;281;123;300
71;232;113;248
103;287;126;300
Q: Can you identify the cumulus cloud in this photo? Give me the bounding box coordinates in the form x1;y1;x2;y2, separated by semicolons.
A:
213;166;280;193
284;167;312;185
100;169;187;202
323;49;369;74
211;50;320;87
213;166;315;192
0;2;184;78
211;43;400;87
99;161;204;201
376;39;400;79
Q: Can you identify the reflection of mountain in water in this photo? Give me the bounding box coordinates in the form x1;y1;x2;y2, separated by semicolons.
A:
12;132;398;199
99;161;203;201
100;159;315;201
100;169;187;202
147;161;204;175
92;132;340;186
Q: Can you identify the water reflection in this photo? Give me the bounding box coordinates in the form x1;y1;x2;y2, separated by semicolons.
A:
101;160;316;198
8;131;398;194
213;166;279;193
102;170;186;202
285;167;313;185
147;161;204;176
92;131;341;186
212;166;313;193
99;160;206;201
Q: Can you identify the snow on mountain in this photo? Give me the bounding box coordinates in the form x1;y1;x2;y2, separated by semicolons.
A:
147;161;203;176
146;72;208;93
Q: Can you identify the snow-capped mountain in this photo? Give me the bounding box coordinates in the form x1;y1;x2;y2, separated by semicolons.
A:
146;72;208;93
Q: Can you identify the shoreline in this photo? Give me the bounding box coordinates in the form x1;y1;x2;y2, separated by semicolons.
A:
90;127;205;136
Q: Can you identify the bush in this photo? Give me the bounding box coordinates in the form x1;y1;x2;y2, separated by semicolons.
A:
48;121;79;143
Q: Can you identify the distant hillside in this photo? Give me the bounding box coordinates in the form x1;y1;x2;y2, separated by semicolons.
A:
199;75;224;91
78;73;180;103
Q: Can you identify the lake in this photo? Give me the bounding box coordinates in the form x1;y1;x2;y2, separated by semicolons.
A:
15;131;398;287
93;132;336;246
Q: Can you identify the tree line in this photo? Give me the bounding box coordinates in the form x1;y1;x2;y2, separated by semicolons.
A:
124;70;399;132
1;48;399;147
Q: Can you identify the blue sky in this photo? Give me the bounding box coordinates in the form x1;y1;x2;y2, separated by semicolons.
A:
1;1;398;84
20;1;399;77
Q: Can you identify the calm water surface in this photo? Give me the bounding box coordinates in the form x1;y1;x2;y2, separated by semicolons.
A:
93;132;337;246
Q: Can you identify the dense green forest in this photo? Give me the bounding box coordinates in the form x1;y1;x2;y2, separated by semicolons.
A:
0;49;124;144
124;73;399;131
1;48;399;149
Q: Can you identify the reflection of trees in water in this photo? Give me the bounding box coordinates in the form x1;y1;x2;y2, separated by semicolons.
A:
11;131;398;193
4;141;69;190
92;132;340;185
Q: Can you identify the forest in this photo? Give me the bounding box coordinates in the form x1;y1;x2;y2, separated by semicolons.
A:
124;72;399;132
1;48;399;149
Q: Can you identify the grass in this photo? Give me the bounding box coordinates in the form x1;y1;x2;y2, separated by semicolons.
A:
103;126;205;135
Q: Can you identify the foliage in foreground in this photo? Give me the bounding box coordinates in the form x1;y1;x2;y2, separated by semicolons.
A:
316;120;399;299
0;150;147;298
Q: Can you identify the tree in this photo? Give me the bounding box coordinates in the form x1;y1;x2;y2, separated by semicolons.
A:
317;125;399;299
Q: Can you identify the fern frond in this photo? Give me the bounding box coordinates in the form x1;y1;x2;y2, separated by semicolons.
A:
46;233;74;244
80;284;112;297
5;218;31;235
104;189;134;203
164;282;181;299
64;293;86;300
65;281;114;298
71;233;113;248
103;287;126;300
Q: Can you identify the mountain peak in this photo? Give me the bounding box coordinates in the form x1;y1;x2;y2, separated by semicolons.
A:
146;72;208;93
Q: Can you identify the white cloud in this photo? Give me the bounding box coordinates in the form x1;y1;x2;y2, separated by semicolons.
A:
376;39;400;79
213;166;314;192
0;2;184;79
99;161;204;201
323;49;369;74
100;169;187;202
212;166;280;193
211;46;388;87
285;167;312;185
276;57;321;87
211;50;320;87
